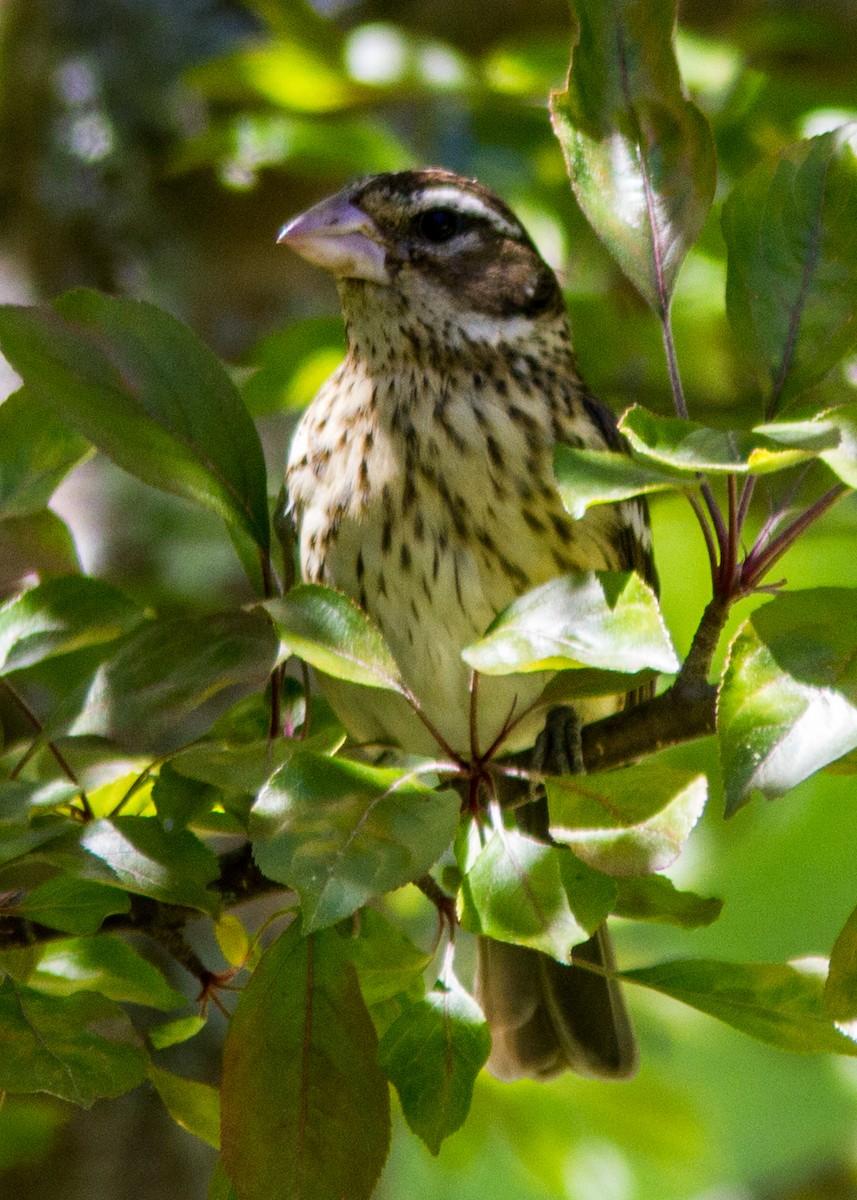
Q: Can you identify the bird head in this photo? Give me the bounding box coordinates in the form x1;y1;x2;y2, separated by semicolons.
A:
278;169;565;350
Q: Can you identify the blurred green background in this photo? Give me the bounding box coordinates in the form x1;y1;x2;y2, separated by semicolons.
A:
1;0;857;1197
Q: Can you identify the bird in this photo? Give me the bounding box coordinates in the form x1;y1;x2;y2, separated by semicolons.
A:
279;168;654;1082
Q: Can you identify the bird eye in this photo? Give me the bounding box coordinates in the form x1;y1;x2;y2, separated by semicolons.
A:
416;208;460;243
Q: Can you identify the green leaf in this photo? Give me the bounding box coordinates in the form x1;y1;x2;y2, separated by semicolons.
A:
13;877;130;935
718;589;857;813
547;767;707;875
344;908;431;1008
0;576;144;676
220;924;391;1200
723;126;857;410
149;1015;207;1050
619;406;808;475
758;404;857;488
0;291;270;551
149;1064;221;1149
826;905;857;1021
264;584;404;691
14;935;186;1010
68;610;279;753
549;0;715;312
0;510;81;591
624;957;857;1055
378;978;491;1155
554;445;681;517
0;389;89;518
0;977;147;1105
612;875;723;928
43;816;220;912
250;752;460;931
462;570;679;676
459;829;606;960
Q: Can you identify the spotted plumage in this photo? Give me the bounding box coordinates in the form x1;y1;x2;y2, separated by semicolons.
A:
281;168;652;1082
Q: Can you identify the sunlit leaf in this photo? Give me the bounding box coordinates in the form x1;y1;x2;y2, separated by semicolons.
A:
550;0;715;312
0;576;144;676
220;924;390;1200
459;829;610;959
42;816;220;912
0;291;270;552
723;126;857;411
250;752;459;931
149;1015;207;1051
554;444;681;518
619;406;809;474
149;1064;221;1149
378;977;490;1155
758;404;857;487
462;571;679;676
265;584;404;691
547;767;707;875
625;957;857;1054
718;589;857;813
0;977;147;1105
16;934;186;1010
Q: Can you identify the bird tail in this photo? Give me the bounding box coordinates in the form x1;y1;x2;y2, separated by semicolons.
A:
475;924;638;1082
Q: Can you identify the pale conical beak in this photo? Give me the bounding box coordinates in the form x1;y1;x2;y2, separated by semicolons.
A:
277;193;389;284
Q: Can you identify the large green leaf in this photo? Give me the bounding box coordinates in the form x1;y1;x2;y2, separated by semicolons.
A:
718;589;857;814
0;978;147;1106
220;924;391;1200
624;957;857;1055
0;389;89;518
0;291;270;551
722;126;857;411
378;978;490;1155
619;406;809;475
550;0;715;313
0;576;144;676
42;816;220;912
250;752;459;931
14;934;186;1010
265;584;404;691
554;444;681;518
547;766;707;875
68;610;279;753
462;571;679;676
459;829;613;959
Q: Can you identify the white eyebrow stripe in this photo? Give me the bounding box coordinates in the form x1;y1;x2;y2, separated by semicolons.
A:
409;186;520;236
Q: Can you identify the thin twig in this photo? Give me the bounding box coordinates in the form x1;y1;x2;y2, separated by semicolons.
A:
1;679;93;819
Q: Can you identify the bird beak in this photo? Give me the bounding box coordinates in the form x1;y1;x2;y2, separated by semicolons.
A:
277;193;389;284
